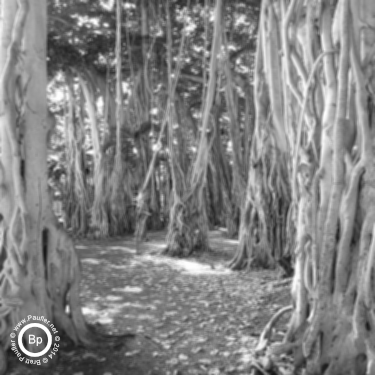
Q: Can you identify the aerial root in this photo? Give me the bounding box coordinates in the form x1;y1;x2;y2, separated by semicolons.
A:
250;356;283;375
255;305;293;353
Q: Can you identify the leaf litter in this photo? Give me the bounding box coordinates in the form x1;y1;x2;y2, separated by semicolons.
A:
7;231;292;375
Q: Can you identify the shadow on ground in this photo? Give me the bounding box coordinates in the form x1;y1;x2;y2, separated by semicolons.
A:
7;230;291;375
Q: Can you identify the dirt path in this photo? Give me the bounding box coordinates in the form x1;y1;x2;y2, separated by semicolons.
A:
7;231;292;375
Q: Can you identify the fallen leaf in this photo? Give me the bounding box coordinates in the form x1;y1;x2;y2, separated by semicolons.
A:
167;358;179;366
198;358;212;365
191;347;204;354
82;352;106;362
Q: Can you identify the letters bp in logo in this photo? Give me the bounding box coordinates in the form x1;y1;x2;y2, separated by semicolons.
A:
9;315;60;365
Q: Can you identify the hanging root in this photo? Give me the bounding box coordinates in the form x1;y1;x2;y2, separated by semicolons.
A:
255;305;293;353
134;190;151;247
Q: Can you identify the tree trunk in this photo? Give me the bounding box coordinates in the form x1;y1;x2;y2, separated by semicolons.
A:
79;72;110;237
63;74;89;236
230;1;291;270
251;1;375;374
164;0;222;256
0;2;104;372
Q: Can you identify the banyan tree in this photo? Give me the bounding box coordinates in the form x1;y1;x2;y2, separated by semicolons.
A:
0;1;123;373
247;0;375;373
43;0;259;246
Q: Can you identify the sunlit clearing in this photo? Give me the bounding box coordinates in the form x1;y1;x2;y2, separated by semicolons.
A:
109;259;144;269
213;230;239;245
82;301;141;325
97;317;114;324
112;286;143;294
105;295;123;301
114;302;156;311
144;242;165;249
107;245;136;254
81;258;101;265
82;306;115;325
123;314;156;321
140;255;232;276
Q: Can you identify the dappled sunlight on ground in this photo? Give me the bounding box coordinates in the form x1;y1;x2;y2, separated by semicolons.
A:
75;245;88;249
104;295;124;301
112;286;143;293
106;245;136;254
140;255;232;275
108;260;141;269
8;230;292;375
81;258;101;265
75;231;292;374
119;302;157;310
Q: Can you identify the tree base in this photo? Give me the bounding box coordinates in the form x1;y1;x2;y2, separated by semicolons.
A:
164;194;210;257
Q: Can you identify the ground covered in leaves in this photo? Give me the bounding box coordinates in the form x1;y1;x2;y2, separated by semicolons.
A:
7;231;292;375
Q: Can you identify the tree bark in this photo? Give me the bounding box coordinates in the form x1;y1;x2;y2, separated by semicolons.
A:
230;1;291;270
164;0;221;256
0;2;111;372
252;1;375;374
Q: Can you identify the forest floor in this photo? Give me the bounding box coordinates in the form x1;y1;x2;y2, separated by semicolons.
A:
7;230;292;375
